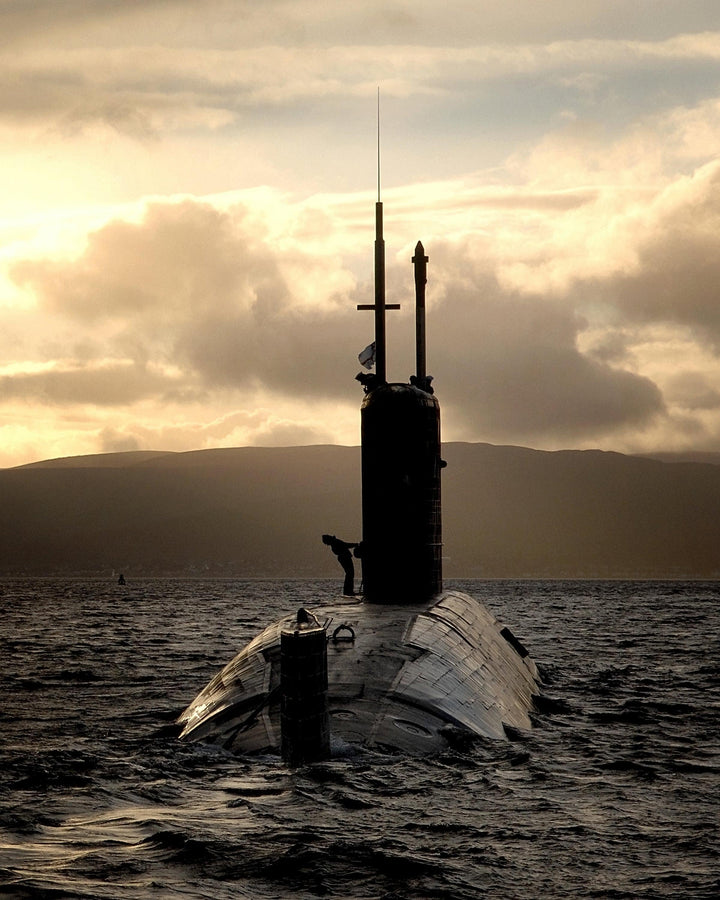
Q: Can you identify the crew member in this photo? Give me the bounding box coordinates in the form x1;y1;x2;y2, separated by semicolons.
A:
322;534;358;596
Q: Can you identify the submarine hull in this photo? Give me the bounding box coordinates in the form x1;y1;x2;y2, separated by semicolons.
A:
177;590;541;757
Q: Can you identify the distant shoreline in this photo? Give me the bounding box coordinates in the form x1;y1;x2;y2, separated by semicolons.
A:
4;442;720;580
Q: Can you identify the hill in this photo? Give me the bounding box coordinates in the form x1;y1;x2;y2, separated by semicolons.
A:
2;442;720;578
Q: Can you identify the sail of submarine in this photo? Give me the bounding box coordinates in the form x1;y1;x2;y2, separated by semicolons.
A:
177;197;542;760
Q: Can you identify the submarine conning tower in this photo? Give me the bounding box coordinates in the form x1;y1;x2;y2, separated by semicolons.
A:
357;201;443;604
176;201;543;760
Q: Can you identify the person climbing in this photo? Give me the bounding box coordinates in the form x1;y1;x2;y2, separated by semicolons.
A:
322;534;358;596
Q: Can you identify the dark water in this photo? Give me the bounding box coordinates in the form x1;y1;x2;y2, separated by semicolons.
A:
1;579;718;899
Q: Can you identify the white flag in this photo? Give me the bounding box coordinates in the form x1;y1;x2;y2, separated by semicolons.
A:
358;341;376;370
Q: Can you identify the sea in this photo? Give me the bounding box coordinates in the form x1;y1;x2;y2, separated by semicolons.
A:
0;578;718;900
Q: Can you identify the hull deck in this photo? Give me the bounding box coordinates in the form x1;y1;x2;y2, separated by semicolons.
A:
178;590;541;756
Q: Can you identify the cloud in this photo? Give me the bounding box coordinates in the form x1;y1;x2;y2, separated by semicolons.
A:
0;0;187;47
4;5;720;229
12;200;270;322
4;15;720;142
664;371;720;411
5;61;720;460
4;0;720;470
3;186;669;451
98;404;338;456
0;360;175;406
590;160;720;345
98;426;143;453
7;197;362;406
424;245;664;444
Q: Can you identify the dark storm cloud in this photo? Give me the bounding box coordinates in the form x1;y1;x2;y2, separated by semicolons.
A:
427;245;664;442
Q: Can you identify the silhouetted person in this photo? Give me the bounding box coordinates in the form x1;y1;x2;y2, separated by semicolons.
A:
322;534;358;596
117;573;125;585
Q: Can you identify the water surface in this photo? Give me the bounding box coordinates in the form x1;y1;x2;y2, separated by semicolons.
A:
1;579;718;898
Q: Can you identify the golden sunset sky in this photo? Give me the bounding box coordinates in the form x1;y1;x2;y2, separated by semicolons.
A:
3;0;720;467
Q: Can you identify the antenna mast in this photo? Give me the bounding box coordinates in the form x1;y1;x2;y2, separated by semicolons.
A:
374;88;386;382
357;88;399;382
377;87;381;203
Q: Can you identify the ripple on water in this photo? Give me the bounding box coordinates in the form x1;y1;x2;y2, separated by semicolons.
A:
1;578;719;899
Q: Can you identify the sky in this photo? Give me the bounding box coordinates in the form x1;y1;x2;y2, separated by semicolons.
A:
4;1;720;467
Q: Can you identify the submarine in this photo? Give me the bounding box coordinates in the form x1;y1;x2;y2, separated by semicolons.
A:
177;197;542;762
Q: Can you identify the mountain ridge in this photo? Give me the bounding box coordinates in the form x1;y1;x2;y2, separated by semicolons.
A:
3;442;720;578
